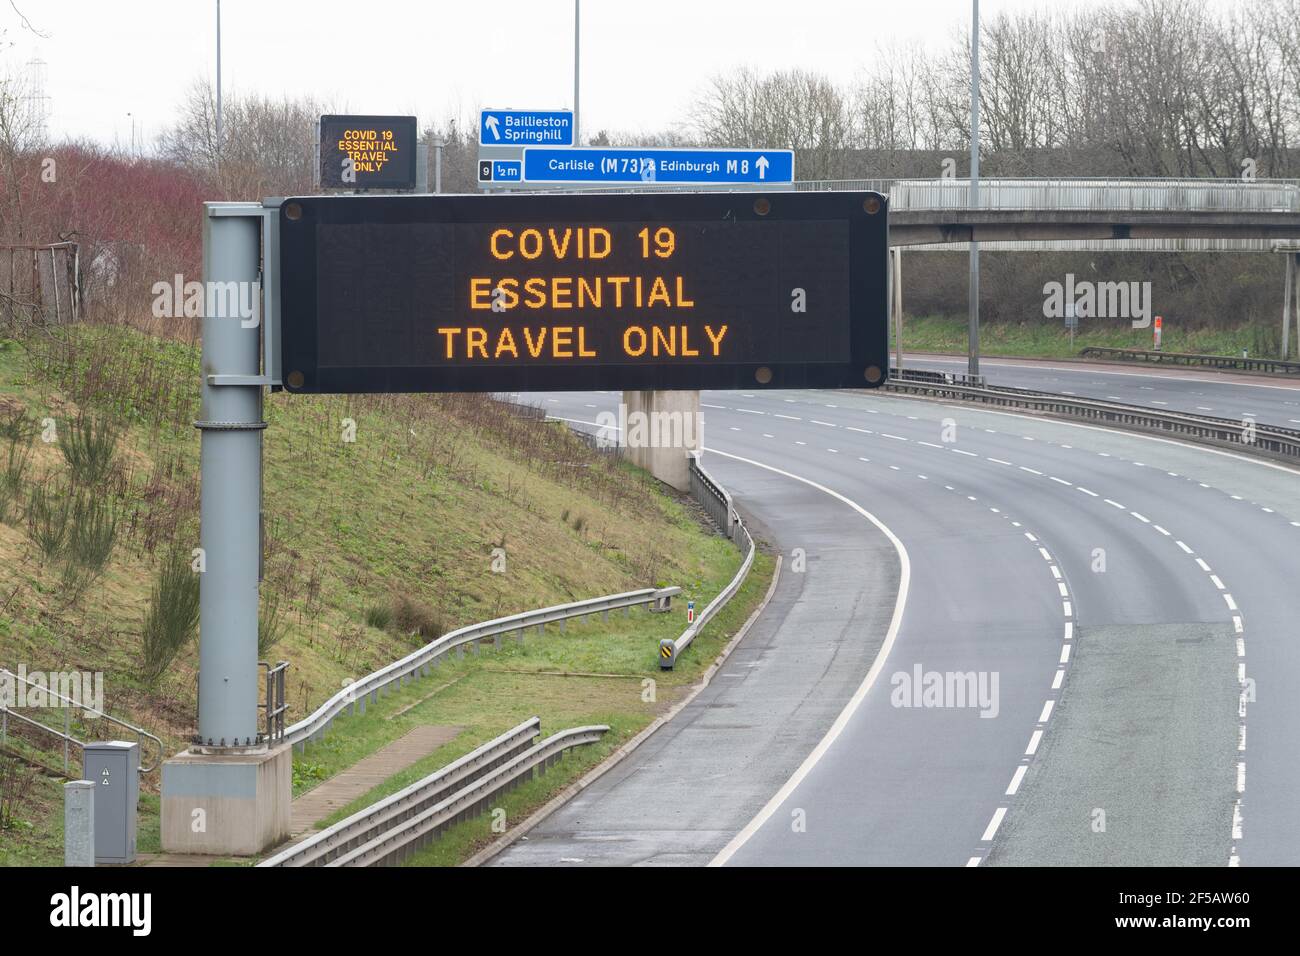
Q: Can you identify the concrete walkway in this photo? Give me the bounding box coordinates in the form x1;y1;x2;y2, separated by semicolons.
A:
290;725;462;836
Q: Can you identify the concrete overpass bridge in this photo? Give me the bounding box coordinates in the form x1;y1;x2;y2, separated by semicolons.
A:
889;207;1300;249
577;175;1300;355
795;177;1300;251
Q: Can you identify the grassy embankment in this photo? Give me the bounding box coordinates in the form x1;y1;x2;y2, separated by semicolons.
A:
0;325;772;866
896;314;1278;360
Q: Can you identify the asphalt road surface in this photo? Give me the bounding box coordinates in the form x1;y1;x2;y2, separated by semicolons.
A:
905;353;1300;430
492;368;1298;866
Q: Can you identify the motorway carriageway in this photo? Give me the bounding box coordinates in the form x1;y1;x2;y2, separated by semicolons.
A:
905;353;1300;429
491;369;1298;867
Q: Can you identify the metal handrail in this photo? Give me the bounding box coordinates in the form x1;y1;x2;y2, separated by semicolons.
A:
797;177;1300;212
283;586;679;750
0;667;164;773
260;660;289;743
260;718;542;867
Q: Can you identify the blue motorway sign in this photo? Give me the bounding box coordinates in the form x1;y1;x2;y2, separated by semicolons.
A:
522;147;794;185
478;158;522;183
480;109;574;146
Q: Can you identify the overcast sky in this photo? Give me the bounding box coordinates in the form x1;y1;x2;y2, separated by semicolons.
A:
1;0;1233;150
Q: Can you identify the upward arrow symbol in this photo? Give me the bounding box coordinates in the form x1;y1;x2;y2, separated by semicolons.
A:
485;115;501;141
756;155;770;180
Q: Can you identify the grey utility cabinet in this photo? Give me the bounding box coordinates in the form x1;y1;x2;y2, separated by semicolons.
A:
83;741;138;864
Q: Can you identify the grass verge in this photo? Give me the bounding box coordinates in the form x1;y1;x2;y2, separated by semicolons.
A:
0;322;759;866
896;314;1281;361
285;549;775;866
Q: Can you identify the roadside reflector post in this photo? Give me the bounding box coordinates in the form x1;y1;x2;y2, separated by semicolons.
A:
659;639;676;670
1153;315;1163;351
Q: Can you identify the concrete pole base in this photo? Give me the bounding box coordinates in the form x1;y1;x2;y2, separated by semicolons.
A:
160;744;291;855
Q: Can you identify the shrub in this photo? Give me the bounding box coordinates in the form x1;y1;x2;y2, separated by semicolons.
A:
0;757;38;830
67;494;118;574
391;593;444;641
26;483;71;560
140;548;201;686
258;591;290;658
0;404;36;494
59;413;119;488
364;604;392;630
59;494;120;598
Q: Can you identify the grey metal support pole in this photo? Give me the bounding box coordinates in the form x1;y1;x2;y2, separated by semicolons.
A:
968;0;981;379
435;141;443;194
1283;252;1293;360
215;0;222;168
574;0;581;145
416;143;429;193
892;247;903;374
197;204;264;748
1294;253;1300;358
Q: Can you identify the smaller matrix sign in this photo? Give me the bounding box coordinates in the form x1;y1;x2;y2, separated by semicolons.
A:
319;114;417;190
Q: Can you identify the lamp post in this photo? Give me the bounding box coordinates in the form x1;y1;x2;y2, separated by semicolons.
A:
968;0;981;379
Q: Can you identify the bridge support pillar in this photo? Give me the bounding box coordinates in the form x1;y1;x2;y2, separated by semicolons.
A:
621;390;701;491
891;247;903;373
1283;252;1299;360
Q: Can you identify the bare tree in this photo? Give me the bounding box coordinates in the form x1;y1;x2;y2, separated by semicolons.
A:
692;67;854;179
159;79;325;199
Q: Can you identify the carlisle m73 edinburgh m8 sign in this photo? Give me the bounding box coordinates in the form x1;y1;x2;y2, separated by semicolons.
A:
277;191;889;393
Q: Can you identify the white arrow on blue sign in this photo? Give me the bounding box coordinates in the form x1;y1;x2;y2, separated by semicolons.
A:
522;147;794;185
480;109;574;146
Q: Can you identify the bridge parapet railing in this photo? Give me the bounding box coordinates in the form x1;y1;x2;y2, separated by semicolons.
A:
796;177;1300;213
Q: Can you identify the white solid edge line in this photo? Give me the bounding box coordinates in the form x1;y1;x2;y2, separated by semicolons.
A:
705;446;911;868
